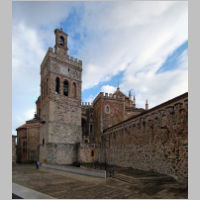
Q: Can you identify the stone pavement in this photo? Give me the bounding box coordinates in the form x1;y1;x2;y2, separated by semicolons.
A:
12;164;188;199
13;183;54;199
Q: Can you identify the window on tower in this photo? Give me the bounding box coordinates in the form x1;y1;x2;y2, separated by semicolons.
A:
73;82;77;98
64;80;69;96
105;105;110;113
91;150;94;157
59;36;64;46
56;77;60;94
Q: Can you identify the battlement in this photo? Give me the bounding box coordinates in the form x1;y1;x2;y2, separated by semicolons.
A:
81;102;93;107
66;55;82;67
45;47;82;68
93;92;126;105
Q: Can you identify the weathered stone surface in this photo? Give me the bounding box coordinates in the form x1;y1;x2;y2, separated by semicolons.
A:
78;143;97;163
13;164;188;199
12;135;17;164
15;29;188;187
39;29;82;164
98;93;188;183
16;119;40;163
92;90;144;143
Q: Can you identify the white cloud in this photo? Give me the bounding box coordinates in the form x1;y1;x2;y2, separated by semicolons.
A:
12;108;36;135
77;1;188;92
25;108;36;119
12;23;45;96
101;85;116;94
12;1;188;130
120;49;188;108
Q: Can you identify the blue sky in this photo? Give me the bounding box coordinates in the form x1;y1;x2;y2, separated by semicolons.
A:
12;1;188;135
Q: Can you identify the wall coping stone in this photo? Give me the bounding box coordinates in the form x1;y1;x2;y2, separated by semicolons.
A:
104;92;188;132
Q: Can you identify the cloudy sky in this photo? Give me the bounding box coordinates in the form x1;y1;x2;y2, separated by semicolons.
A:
12;1;188;135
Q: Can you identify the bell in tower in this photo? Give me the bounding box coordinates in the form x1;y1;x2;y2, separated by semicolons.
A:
54;28;69;55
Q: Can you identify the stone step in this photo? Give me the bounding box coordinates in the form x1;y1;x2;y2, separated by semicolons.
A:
42;163;106;178
113;173;175;184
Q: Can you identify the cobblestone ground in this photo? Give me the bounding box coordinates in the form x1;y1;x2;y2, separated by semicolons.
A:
12;164;187;199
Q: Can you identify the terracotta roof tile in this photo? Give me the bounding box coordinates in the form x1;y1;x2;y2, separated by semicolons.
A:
16;124;28;130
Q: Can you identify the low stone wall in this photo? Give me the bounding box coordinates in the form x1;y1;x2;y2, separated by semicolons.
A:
98;93;188;183
42;163;106;178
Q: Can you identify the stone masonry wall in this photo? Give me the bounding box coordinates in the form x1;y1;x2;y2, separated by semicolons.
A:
45;143;78;164
102;98;124;130
39;30;82;164
78;143;97;163
98;93;188;183
12;136;17;164
93;93;125;143
48;100;82;144
27;124;40;161
17;128;28;162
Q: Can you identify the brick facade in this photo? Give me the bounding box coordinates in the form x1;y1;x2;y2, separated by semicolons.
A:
97;92;188;183
91;88;144;143
16;118;40;163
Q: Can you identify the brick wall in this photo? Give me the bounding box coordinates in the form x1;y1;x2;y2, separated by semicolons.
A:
97;93;188;183
27;123;40;161
12;136;17;164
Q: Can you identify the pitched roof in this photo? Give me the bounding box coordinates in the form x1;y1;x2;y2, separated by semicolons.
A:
113;88;128;98
16;124;28;130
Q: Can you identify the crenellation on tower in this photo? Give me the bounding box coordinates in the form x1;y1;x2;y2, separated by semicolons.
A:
39;28;82;164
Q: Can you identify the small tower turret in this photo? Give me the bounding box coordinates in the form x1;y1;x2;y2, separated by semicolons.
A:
54;28;68;55
145;99;149;110
129;90;132;100
129;90;132;106
133;96;136;108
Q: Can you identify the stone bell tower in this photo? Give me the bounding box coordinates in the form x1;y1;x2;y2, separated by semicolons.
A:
39;28;82;164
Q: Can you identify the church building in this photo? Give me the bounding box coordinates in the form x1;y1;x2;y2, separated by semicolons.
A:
16;29;188;184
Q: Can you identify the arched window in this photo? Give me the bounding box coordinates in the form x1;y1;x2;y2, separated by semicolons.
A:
90;124;93;133
91;150;94;157
73;82;77;98
64;80;69;96
55;77;60;94
59;36;64;46
105;105;110;113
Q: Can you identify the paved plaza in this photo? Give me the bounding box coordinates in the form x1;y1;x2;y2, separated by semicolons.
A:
12;164;187;199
